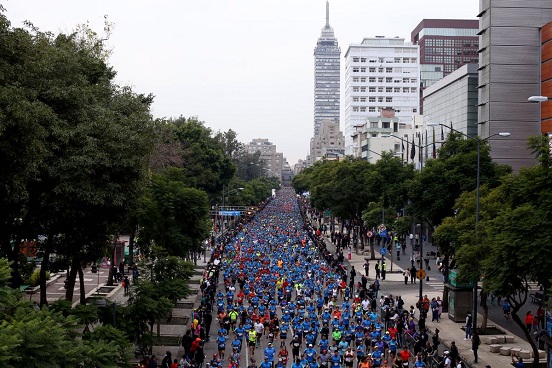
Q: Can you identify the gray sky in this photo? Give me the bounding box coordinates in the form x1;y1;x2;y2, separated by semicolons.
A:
5;0;478;165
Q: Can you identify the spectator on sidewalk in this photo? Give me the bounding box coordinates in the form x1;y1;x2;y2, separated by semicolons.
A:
363;260;370;277
449;342;458;366
403;270;409;285
471;330;480;364
410;266;417;284
122;276;130;295
464;312;472;340
524;311;534;332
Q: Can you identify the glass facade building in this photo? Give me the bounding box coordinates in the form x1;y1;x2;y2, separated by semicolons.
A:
313;1;340;136
411;19;479;113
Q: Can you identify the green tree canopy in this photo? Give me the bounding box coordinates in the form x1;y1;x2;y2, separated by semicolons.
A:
137;170;211;257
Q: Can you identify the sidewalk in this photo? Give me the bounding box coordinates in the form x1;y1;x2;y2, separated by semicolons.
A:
317;224;537;368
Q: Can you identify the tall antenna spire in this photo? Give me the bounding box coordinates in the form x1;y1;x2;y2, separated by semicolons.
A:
326;0;330;28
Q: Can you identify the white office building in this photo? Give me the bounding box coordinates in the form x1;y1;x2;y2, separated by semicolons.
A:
343;37;420;155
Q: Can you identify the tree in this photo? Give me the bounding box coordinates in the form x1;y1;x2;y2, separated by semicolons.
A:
408;133;510;230
439;136;552;366
121;279;173;355
137;171;211;258
172;117;236;197
0;259;127;367
152;256;194;317
0;13;155;304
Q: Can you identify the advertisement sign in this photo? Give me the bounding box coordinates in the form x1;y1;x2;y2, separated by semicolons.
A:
449;270;473;288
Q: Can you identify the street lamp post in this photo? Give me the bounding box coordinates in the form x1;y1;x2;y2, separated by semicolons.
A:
382;134;432;300
428;122;510;332
221;185;244;235
528;95;552;102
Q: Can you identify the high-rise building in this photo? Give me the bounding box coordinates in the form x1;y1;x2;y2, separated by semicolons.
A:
313;0;340;136
423;63;479;137
411;19;479;113
478;1;552;171
538;21;552;139
343;36;420;155
245;138;284;182
309;119;345;164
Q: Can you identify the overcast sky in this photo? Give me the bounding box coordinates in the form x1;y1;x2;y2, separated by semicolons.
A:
5;0;478;165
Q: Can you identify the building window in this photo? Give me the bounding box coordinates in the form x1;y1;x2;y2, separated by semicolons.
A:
382;121;390;129
378;68;384;73
360;107;366;112
360;97;366;102
369;77;376;82
360;87;366;92
353;87;359;92
352;97;359;102
370;122;378;128
353;57;360;62
378;97;383;102
378;77;384;83
353;68;359;72
353;77;359;82
386;68;393;73
361;67;366;72
369;97;376;102
369;67;376;72
394;87;401;93
369;87;376;92
385;87;392;93
369;107;376;112
361;58;367;62
360;77;366;82
352;107;359;112
386;77;392;83
385;97;393;102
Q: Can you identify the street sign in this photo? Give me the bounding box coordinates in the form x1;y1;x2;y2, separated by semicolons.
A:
367;231;374;237
380;248;387;255
380;229;388;238
416;269;427;280
218;210;242;216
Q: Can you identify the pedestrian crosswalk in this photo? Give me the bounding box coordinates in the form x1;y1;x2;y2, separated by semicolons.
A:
424;280;444;293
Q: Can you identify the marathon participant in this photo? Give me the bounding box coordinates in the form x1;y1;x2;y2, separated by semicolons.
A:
196;189;423;368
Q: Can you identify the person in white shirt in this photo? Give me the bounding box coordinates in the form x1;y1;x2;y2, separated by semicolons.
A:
443;351;452;368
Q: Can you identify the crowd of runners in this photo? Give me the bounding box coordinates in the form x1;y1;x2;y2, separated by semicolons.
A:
182;188;471;368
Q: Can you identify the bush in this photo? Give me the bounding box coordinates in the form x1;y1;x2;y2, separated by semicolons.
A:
28;269;51;286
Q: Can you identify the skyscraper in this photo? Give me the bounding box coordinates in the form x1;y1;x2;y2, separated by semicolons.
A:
411;19;479;113
313;1;340;136
478;1;552;171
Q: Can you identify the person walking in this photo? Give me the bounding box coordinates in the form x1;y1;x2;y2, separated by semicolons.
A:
403;270;409;285
410;265;417;284
464;312;472;340
524;311;534;332
471;331;480;364
363;260;370;277
375;262;381;279
503;300;511;321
